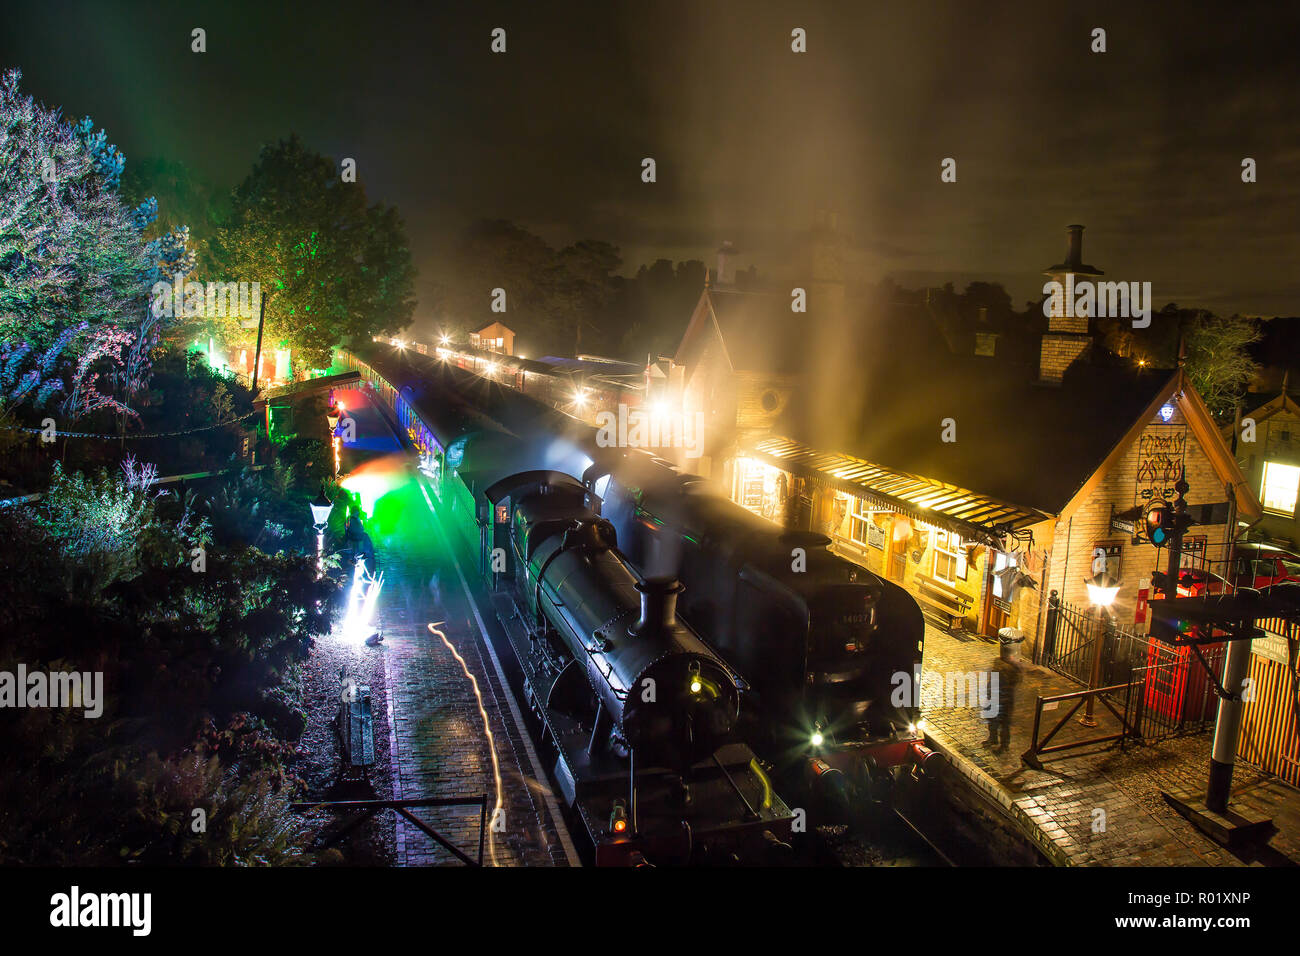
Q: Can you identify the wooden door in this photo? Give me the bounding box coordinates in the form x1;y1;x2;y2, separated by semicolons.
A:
888;524;908;583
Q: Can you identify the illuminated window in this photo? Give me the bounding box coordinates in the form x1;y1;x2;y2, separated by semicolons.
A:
933;530;967;583
849;497;872;546
991;550;1015;598
1261;461;1300;516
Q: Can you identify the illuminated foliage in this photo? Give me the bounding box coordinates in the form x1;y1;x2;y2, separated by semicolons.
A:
0;456;342;865
0;69;194;418
206;135;415;369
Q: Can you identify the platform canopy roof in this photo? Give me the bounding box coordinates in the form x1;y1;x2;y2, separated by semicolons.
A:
742;433;1051;547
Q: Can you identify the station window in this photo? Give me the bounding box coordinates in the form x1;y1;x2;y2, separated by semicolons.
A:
1092;542;1123;580
933;530;967;583
848;497;872;546
1261;461;1300;516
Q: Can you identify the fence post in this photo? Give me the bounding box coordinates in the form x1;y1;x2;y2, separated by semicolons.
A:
1043;590;1060;662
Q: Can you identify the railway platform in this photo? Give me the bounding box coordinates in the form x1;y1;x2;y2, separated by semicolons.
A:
919;624;1300;866
326;386;578;866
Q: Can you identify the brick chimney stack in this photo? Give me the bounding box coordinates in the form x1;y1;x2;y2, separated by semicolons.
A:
1039;224;1104;385
716;241;738;287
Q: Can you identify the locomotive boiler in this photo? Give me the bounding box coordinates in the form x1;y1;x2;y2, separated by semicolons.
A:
482;470;796;864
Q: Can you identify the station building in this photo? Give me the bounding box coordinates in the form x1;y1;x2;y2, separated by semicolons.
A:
665;226;1263;661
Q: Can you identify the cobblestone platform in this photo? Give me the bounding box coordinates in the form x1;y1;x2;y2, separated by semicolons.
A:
335;388;576;867
920;624;1300;866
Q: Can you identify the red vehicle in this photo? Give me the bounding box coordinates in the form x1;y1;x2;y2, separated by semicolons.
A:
1231;542;1300;590
1152;542;1300;598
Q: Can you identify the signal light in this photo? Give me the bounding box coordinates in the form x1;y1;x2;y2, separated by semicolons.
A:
1144;499;1172;546
810;723;824;748
688;661;702;694
610;800;628;834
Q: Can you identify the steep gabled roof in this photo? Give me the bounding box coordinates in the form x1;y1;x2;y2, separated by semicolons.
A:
674;288;807;376
1228;389;1300;429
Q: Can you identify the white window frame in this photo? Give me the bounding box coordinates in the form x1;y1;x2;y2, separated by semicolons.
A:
932;529;967;584
991;550;1015;599
848;497;872;546
1261;460;1300;516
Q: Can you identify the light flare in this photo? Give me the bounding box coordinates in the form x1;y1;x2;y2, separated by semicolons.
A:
429;621;503;867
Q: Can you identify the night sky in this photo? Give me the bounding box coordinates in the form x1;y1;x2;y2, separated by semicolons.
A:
3;0;1298;319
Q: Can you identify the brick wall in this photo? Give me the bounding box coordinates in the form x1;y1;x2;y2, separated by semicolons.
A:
1038;333;1091;384
1029;403;1233;653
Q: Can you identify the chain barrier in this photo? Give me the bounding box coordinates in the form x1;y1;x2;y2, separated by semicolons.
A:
0;409;262;440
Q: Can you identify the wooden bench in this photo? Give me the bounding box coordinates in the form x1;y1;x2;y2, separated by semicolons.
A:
337;675;376;775
913;573;973;629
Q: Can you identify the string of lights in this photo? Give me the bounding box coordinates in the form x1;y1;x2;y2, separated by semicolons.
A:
0;410;262;440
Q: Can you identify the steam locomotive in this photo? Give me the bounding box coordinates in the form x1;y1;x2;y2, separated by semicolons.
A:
350;347;795;864
583;451;940;810
483;467;795;864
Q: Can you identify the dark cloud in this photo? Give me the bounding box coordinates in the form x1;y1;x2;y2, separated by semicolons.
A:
2;0;1297;321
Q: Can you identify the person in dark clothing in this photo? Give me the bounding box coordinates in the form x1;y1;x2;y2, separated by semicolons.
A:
343;510;363;549
984;632;1023;752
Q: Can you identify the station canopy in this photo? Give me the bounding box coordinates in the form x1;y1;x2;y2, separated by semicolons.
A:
742;433;1050;547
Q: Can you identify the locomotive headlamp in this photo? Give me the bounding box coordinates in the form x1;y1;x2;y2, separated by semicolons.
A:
610;800;629;834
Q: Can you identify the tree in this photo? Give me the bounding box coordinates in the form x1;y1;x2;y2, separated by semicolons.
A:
1183;313;1261;417
0;69;193;418
430;219;560;348
207;135;416;370
549;239;621;352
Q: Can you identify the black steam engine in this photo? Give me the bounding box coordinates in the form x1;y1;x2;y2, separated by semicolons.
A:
585;454;940;810
480;469;795;865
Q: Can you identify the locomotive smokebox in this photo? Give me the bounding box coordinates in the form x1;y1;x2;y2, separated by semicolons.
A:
631;577;685;635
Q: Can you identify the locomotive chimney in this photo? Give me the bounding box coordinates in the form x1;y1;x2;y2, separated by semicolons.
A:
632;577;684;635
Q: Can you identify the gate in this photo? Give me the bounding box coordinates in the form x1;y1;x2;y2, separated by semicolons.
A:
1041;590;1131;686
1041;591;1224;745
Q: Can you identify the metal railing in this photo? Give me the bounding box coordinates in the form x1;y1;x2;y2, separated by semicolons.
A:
292;795;490;866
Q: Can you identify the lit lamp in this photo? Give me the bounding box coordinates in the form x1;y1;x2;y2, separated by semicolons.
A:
310;483;334;532
326;403;341;433
1080;568;1121;727
1085;569;1121;610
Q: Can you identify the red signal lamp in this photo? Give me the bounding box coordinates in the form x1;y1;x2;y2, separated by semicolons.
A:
610;800;629;835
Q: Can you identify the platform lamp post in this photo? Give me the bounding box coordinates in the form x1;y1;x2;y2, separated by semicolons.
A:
1080;568;1121;727
310;483;334;532
310;483;334;577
